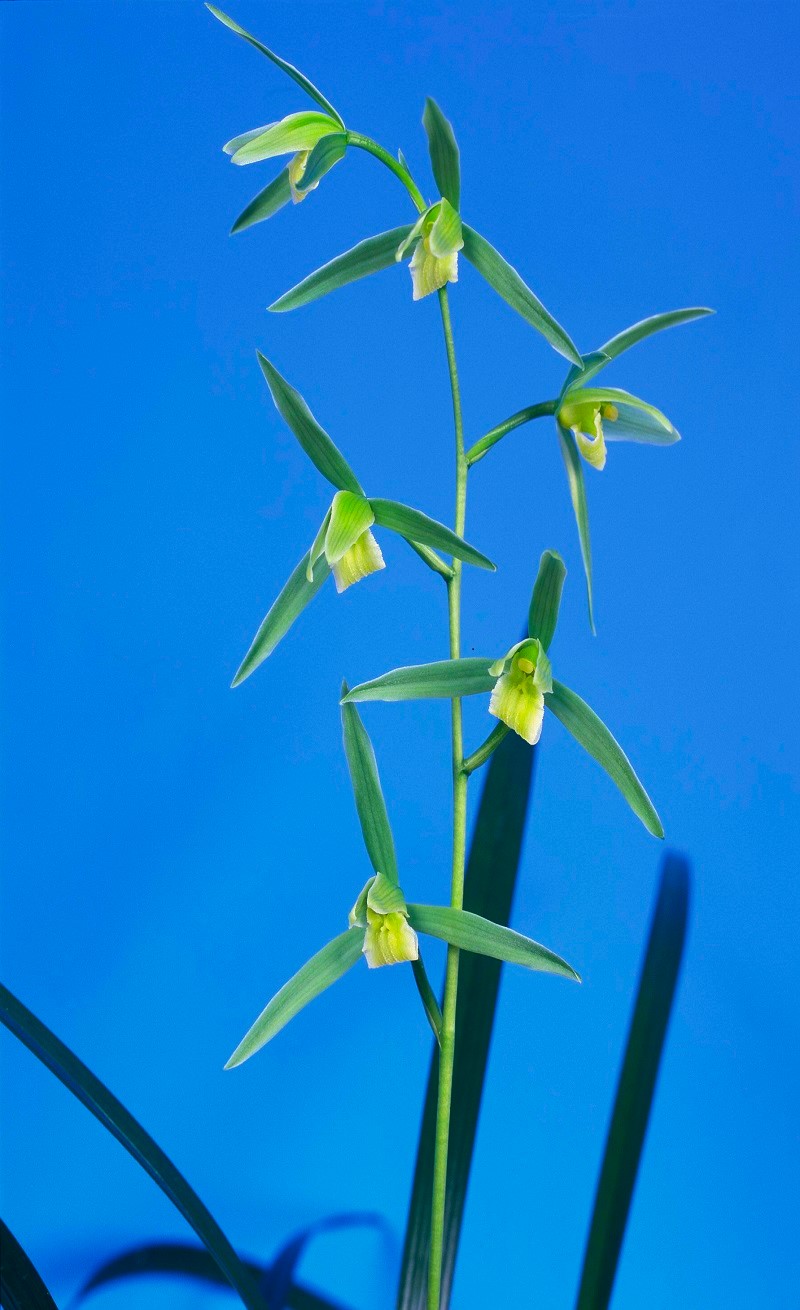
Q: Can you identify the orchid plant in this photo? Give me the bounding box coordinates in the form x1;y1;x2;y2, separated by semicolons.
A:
208;7;711;1309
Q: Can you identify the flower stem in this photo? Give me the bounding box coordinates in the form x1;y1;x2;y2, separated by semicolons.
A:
465;399;556;467
346;132;428;213
427;285;467;1310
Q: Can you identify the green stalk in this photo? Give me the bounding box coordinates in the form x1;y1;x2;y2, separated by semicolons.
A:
346;132;428;213
465;400;556;467
427;285;467;1310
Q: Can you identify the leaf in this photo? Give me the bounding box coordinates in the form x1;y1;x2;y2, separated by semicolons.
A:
295;132;348;191
257;354;363;495
407;905;578;979
231;169;293;234
575;854;690;1310
0;984;268;1310
369;499;494;571
269;226;415;312
556;423;595;633
231;550;332;687
411;956;443;1047
528;550;567;652
225;928;366;1067
597;307;714;363
422;98;461;210
75;1241;349;1310
205;6;345;128
229;113;341;166
461;225;581;365
341;686;399;884
546;681;664;838
397;731;537;1310
0;1219;58;1310
343;658;496;704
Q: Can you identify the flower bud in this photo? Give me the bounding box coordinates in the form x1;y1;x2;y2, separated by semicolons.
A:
488;639;553;745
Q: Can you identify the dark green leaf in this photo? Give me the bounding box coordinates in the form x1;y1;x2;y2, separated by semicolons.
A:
231;170;293;235
231;550;332;687
269;226;414;312
408;904;578;979
369;498;494;571
343;658;496;704
75;1241;349;1310
0;1219;58;1310
461;225;581;365
397;731;536;1310
257;354;363;495
295;132;348;191
528;550;566;651
556;423;595;633
225;928;366;1067
575;855;690;1310
546;681;664;838
206;6;345;128
411;956;443;1047
422;98;461;210
0;985;268;1310
341;685;399;884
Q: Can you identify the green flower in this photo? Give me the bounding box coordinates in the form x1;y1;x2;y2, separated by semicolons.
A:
307;491;386;594
349;873;419;969
396;199;464;302
487;638;553;745
557;388;675;474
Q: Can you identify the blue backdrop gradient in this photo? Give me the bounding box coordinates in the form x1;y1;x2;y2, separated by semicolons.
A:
1;2;798;1307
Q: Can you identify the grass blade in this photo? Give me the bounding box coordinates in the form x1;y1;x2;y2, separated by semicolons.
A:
0;1219;59;1310
0;985;268;1310
369;499;494;571
396;730;536;1310
343;658;496;704
231;550;332;687
575;854;690;1310
257;354;363;495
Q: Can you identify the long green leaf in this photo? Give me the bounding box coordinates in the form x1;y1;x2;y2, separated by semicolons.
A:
369;499;494;571
546;681;664;838
0;985;268;1310
528;550;566;651
0;1220;58;1310
343;658;496;704
229;113;340;165
205;6;345;128
461;225;581;365
597;307;713;362
231;551;332;687
341;685;399;884
422;98;460;210
231;169;293;235
76;1241;348;1310
225;928;366;1067
575;854;690;1310
257;354;363;495
296;132;348;191
407;904;579;979
556;422;595;633
397;730;536;1310
269;226;415;312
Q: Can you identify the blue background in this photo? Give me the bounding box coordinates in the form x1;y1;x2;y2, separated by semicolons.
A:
2;2;798;1307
